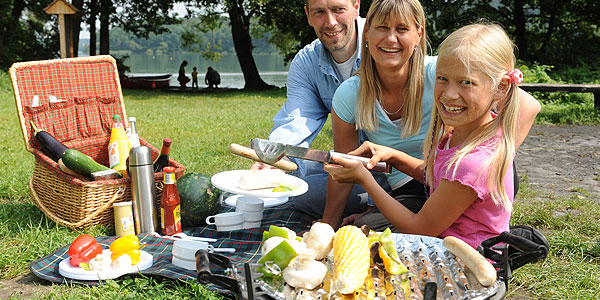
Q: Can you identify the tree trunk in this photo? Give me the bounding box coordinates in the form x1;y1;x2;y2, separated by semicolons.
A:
89;1;97;56
513;0;529;60
227;4;273;90
99;0;111;54
71;0;84;57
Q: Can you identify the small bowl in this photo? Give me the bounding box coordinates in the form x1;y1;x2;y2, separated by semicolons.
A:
172;256;196;271
172;240;214;260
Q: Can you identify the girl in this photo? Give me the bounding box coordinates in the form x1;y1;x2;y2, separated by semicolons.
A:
325;23;522;248
322;0;539;231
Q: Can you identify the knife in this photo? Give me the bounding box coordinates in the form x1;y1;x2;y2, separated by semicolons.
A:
250;138;391;173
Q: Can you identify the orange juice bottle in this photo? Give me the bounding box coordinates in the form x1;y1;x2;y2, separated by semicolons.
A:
108;115;130;178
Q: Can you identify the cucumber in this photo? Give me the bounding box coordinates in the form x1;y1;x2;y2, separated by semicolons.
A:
62;149;119;178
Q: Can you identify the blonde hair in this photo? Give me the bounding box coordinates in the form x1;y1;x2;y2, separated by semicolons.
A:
356;0;427;137
423;23;520;212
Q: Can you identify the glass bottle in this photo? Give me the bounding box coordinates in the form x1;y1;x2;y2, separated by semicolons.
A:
153;138;171;173
160;166;182;236
127;117;141;148
108;115;130;178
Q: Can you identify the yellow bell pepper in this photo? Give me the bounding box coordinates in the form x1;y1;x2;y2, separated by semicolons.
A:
109;235;141;265
378;228;407;275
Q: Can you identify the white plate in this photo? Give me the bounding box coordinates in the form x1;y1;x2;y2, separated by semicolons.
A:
223;194;289;208
211;170;308;199
58;249;153;281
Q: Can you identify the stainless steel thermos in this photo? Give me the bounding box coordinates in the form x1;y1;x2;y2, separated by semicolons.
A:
129;146;159;234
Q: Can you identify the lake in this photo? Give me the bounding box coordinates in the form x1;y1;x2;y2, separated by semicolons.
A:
125;53;289;89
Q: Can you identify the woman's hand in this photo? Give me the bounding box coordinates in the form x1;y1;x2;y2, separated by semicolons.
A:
324;154;372;185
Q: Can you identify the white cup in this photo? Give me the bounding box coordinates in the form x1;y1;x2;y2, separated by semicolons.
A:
172;239;215;260
205;211;244;231
243;220;262;229
242;210;263;222
235;197;264;212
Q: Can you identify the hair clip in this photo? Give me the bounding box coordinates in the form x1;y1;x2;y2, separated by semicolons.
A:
508;69;524;84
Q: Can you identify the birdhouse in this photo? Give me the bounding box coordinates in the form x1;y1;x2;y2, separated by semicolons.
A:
44;0;82;58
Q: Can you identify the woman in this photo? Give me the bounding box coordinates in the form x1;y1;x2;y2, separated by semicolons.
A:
320;0;540;231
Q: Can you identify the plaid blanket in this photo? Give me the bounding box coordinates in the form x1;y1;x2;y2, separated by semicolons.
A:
29;202;313;294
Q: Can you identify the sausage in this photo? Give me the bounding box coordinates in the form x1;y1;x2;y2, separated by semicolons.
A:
443;236;497;286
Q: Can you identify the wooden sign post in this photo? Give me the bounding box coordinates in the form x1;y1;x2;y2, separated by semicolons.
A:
44;0;82;58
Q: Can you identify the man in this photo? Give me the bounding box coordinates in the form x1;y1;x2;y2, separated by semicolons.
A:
205;66;221;89
252;0;389;220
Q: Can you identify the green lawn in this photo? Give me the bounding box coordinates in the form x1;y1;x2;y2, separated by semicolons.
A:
1;70;599;299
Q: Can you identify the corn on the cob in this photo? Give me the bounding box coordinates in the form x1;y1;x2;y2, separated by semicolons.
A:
332;225;370;294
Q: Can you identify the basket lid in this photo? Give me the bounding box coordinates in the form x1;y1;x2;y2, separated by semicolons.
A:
9;55;127;153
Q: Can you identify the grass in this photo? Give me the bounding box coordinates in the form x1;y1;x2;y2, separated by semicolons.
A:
1;69;599;299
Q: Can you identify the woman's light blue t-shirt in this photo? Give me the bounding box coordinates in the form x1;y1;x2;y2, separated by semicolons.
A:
332;56;437;189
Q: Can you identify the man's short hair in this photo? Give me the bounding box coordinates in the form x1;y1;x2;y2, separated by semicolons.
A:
306;0;357;9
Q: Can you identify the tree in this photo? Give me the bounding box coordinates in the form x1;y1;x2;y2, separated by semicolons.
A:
181;0;274;89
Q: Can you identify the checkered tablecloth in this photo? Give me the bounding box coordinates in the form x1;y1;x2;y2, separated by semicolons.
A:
29;202;313;294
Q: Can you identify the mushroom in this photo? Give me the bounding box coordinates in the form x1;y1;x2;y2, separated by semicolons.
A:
283;249;328;290
302;222;335;260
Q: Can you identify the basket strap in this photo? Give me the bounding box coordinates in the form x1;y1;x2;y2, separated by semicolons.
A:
29;177;126;228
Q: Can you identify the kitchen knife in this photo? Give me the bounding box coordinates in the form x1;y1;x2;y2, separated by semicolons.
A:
251;139;391;173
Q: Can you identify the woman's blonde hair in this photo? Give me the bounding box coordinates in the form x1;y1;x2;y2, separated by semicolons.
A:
423;23;520;212
356;0;427;137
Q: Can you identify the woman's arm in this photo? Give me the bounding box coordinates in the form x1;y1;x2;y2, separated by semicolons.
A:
348;141;426;183
321;110;361;229
327;156;477;237
515;88;541;149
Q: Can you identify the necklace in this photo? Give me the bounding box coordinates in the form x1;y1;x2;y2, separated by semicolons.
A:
378;97;403;115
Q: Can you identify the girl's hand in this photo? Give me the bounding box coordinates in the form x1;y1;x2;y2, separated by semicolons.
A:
324;154;372;184
349;141;398;170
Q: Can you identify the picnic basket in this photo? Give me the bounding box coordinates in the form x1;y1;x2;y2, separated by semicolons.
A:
9;55;185;229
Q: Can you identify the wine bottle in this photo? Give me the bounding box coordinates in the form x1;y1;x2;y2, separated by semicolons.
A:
154;138;172;172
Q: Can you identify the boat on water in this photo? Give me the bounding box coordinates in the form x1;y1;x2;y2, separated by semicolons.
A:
120;74;172;89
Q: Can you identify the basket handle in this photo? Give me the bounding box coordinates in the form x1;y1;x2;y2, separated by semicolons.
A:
29;178;126;229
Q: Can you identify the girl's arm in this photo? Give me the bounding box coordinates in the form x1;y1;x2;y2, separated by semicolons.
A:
347;141;426;183
326;156;477;237
516;89;541;149
320;109;361;229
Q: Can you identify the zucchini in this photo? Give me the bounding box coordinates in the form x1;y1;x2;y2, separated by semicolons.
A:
30;121;69;162
62;149;120;178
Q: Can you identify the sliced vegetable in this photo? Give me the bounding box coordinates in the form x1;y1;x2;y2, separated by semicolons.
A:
379;228;407;275
262;231;270;243
30;121;68;162
109;235;142;265
62;148;118;178
258;239;297;270
68;234;103;267
268;225;295;240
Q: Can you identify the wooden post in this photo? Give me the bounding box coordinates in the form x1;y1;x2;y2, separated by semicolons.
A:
44;0;81;58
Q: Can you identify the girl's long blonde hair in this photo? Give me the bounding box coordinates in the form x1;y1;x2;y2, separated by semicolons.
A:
423;23;520;212
356;0;427;137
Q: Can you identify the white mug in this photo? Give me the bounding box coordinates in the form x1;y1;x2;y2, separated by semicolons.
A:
242;210;263;222
235;197;264;212
205;211;244;231
172;239;215;259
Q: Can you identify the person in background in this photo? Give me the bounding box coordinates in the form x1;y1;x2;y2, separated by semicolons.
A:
205;67;221;89
251;0;392;220
178;60;190;88
191;67;199;88
320;0;540;230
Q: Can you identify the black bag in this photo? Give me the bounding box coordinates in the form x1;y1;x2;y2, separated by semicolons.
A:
478;225;549;284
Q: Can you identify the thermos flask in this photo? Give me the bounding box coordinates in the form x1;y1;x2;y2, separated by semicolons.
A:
129;146;159;234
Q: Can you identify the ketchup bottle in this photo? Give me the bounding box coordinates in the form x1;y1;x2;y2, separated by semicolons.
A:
160;166;182;236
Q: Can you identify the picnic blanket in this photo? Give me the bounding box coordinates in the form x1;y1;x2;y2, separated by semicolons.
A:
29;202;313;294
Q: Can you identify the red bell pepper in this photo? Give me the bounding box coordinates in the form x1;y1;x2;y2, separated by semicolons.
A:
68;234;103;267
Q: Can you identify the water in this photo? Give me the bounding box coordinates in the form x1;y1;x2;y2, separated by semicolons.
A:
126;53;289;89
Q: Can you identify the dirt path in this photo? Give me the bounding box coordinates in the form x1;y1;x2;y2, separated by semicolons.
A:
516;125;600;200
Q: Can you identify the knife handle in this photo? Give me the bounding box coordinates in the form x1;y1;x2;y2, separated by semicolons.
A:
229;143;298;172
330;151;392;173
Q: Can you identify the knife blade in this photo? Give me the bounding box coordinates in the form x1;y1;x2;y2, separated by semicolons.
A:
254;139;391;173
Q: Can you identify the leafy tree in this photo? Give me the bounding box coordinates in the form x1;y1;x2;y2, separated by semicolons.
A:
180;0;274;89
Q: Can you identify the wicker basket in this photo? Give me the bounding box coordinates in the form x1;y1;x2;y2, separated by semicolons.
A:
9;55;185;229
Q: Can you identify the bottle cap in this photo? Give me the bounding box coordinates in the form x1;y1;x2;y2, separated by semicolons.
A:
163;166;175;173
163;138;172;146
129;146;153;166
128;117;136;122
113;114;121;121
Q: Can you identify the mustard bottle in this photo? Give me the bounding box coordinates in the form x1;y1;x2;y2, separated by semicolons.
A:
108;115;130;178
